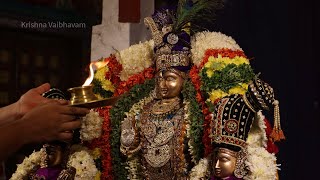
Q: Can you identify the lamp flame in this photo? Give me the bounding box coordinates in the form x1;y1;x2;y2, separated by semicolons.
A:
82;61;108;86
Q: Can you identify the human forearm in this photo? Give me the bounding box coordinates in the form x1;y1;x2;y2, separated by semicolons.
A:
0;83;51;127
0;102;21;126
0;119;28;161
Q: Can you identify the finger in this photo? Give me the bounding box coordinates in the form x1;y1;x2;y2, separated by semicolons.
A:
34;83;51;94
56;114;78;122
42;99;61;105
62;106;90;116
59;120;81;131
58;132;73;142
53;99;69;105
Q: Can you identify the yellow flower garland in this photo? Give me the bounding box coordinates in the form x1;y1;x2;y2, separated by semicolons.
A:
208;83;248;103
204;54;250;78
94;66;115;92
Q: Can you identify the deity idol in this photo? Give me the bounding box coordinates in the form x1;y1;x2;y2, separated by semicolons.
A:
29;142;76;180
119;8;201;179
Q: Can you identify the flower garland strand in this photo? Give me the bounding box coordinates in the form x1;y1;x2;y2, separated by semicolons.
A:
189;158;209;180
67;145;98;180
109;79;155;180
10;148;45;180
191;31;243;67
113;67;154;96
189;65;212;156
181;81;205;162
84;106;113;180
80;110;104;141
92;55;122;98
116;40;154;81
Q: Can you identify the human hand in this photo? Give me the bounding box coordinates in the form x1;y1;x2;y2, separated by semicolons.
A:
20;100;90;143
17;83;52;117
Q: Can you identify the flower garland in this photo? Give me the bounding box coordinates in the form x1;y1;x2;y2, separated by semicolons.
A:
115;40;154;81
109;79;155;180
89;53;155;179
191;31;243;67
104;55;123;85
200;50;255;104
189;65;212;156
84;106;113;180
181;81;205;162
246;111;267;148
67;145;98;180
244;111;279;180
94;62;115;92
189;158;209;180
113;67;154;96
92;55;121;98
245;147;279;180
10;148;45;180
80;110;104;141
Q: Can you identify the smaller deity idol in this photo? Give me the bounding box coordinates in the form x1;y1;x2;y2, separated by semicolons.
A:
210;148;243;180
29;141;75;180
209;78;283;180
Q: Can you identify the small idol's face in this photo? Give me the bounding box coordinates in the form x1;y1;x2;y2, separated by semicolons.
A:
45;145;63;167
213;148;237;178
157;70;184;99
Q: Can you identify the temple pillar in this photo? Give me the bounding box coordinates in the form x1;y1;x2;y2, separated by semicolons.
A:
91;0;154;61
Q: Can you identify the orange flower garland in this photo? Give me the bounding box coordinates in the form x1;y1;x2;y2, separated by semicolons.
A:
113;67;155;96
104;55;122;86
199;48;247;69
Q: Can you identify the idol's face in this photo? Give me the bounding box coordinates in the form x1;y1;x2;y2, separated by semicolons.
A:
45;145;63;167
157;70;184;99
213;148;237;178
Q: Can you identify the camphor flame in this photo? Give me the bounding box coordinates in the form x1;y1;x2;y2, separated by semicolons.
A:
82;61;108;86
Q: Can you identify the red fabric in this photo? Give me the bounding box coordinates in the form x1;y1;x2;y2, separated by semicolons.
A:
119;0;140;23
264;118;279;154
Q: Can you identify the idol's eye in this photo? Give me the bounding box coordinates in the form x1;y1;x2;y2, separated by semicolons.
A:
220;157;230;162
166;76;175;81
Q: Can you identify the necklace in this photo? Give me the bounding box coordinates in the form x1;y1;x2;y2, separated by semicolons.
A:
150;97;181;119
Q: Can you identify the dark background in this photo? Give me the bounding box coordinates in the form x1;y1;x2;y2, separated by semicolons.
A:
209;0;317;180
159;0;317;179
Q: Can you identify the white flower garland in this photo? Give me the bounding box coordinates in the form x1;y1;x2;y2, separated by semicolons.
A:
246;111;268;148
116;40;154;81
67;145;98;180
244;111;279;180
10;148;45;180
244;146;279;180
189;158;209;180
191;31;243;67
80;109;104;141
